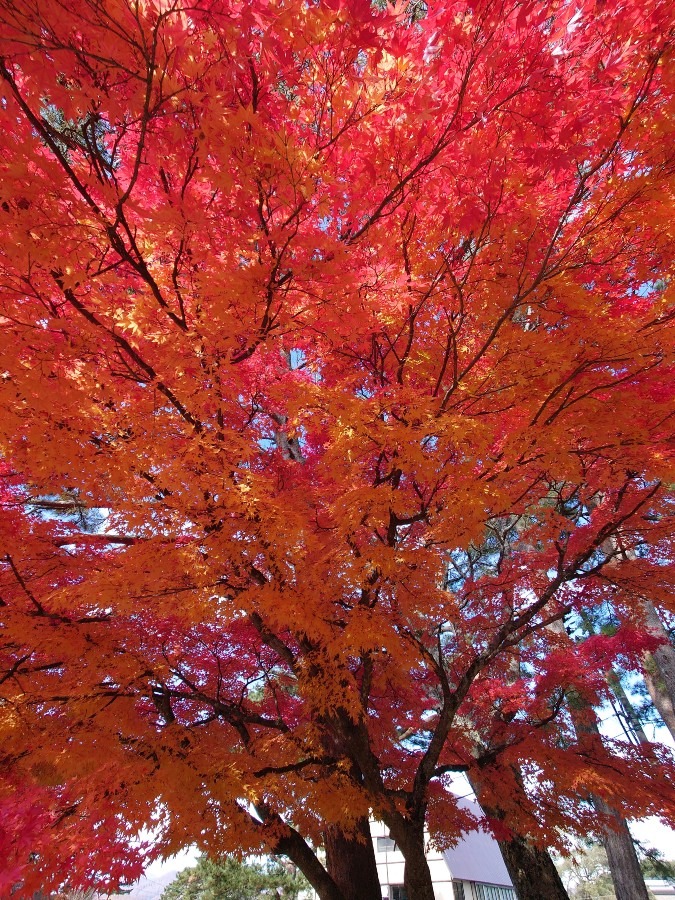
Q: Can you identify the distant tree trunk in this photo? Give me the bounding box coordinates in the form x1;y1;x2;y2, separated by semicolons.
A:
605;669;650;743
324;817;382;900
592;795;650;900
546;616;652;900
580;510;675;737
566;695;650;900
642;602;675;739
643;656;675;737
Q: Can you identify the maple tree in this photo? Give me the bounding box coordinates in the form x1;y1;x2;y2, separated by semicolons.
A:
1;0;674;898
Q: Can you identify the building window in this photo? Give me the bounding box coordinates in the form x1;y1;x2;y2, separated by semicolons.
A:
377;836;397;852
390;887;408;900
453;882;466;900
473;885;515;900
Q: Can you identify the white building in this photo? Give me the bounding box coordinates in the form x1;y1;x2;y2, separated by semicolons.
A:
371;801;515;900
647;881;675;897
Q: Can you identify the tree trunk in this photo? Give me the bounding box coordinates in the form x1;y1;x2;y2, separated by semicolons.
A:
384;819;436;900
546;617;652;900
497;833;570;900
329;712;435;899
564;690;651;900
593;795;650;900
324;817;382;900
643;657;675;737
401;833;436;900
467;768;569;900
642;602;675;739
606;669;650;743
275;825;346;900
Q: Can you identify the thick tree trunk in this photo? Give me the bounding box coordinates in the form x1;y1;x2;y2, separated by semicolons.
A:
642;602;675;739
383;819;436;900
275;826;346;900
403;854;436;900
401;832;436;900
593;795;649;900
467;768;569;900
324;817;382;900
329;712;436;899
497;833;570;900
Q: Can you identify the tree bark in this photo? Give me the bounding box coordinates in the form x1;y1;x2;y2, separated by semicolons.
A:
400;831;436;900
382;818;436;900
643;657;675;737
642;602;675;739
324;817;382;900
592;795;650;900
274;822;346;900
544;617;652;900
497;833;570;900
327;712;437;900
468;771;569;900
564;692;651;900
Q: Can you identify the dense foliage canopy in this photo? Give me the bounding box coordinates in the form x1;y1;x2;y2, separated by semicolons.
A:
0;0;674;896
